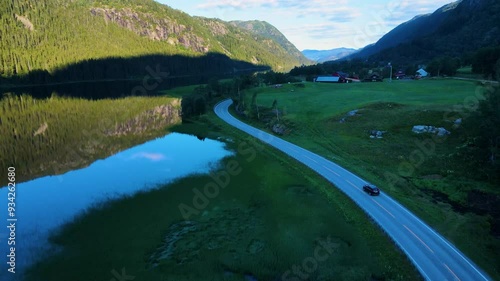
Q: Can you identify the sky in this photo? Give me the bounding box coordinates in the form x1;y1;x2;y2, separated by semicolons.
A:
156;0;453;51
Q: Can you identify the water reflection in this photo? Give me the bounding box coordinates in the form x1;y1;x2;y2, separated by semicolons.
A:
0;133;232;275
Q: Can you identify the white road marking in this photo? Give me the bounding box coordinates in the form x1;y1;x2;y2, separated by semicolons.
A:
345;179;358;189
323;165;340;176
403;224;434;254
371;198;396;219
303;155;318;163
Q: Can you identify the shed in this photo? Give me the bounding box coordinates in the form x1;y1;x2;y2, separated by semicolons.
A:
416;68;428;77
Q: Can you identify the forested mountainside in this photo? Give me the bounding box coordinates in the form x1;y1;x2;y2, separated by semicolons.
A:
347;0;500;64
0;0;306;85
230;20;312;65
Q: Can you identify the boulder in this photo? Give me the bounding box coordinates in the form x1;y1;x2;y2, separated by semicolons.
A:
436;127;450;137
272;124;287;135
412;125;431;134
347;109;359;116
340;109;361;123
412;125;450;137
369;130;386;139
453;118;462;129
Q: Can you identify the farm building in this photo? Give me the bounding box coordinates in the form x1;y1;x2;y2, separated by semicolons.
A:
416;68;428;77
363;73;383;82
315;76;342;83
315;72;348;83
395;70;406;79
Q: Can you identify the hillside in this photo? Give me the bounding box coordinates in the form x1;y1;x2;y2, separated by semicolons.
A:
347;0;500;63
0;0;305;84
230;20;312;65
302;48;358;62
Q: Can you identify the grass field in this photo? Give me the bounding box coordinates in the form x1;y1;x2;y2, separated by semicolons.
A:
454;66;484;80
241;79;500;279
25;115;422;281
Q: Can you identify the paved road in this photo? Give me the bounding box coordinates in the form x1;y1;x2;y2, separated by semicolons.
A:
214;99;492;281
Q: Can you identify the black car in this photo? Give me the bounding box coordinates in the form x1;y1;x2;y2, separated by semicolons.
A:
363;184;380;196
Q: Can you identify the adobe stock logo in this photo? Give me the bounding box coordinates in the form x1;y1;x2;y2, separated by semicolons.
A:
352;0;404;48
384;82;497;192
131;64;170;96
178;137;264;220
110;268;135;281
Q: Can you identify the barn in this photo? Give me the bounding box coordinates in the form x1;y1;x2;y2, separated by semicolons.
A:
315;72;348;83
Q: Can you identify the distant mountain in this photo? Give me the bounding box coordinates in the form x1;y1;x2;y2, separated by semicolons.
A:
302;48;358;62
0;0;306;84
347;0;500;63
230;20;312;66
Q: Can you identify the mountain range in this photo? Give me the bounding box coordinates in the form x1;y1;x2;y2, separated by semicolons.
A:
230;20;312;66
346;0;500;63
302;48;358;62
2;0;498;84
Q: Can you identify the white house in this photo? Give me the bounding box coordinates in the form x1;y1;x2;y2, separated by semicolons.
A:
416;68;428;77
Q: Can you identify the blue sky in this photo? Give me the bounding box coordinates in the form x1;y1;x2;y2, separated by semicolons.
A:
156;0;453;50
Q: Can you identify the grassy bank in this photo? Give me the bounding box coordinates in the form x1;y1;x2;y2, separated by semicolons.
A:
0;94;181;185
25;112;421;281
240;79;500;279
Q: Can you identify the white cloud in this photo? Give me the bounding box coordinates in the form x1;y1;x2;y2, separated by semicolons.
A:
196;0;279;9
131;152;168;162
197;0;360;21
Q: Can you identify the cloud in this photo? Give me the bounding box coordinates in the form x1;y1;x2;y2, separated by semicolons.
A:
365;0;452;28
196;0;360;21
130;152;168;162
284;21;388;49
284;22;353;39
197;0;279;9
189;0;454;49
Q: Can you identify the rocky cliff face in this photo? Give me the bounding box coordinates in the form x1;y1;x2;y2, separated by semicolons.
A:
230;20;312;65
90;8;209;53
106;100;181;136
89;6;308;71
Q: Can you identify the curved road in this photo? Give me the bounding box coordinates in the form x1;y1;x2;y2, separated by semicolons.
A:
214;99;492;281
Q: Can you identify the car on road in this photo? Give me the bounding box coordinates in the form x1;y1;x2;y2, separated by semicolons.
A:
363;184;380;196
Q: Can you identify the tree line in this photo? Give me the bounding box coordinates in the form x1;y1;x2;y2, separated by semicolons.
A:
180;71;299;120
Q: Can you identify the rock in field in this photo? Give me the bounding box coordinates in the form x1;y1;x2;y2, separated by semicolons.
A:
412;125;450;137
369;130;386;139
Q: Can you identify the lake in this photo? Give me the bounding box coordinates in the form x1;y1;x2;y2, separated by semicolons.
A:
0;133;232;276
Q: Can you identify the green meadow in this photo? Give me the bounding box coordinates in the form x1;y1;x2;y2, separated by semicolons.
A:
243;78;500;279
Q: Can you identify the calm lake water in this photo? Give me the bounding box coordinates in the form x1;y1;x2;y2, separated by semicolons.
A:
0;133;232;276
